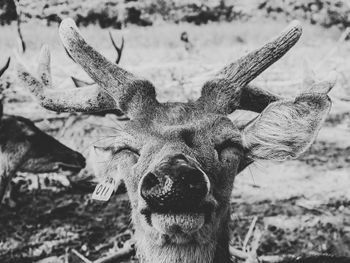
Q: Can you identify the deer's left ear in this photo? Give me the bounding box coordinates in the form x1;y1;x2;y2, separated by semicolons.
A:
242;95;330;160
242;72;336;161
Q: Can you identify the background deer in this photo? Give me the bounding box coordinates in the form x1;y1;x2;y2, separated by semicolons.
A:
16;18;340;263
0;58;86;206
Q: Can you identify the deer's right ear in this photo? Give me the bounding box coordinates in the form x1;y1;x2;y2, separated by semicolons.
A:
242;73;336;161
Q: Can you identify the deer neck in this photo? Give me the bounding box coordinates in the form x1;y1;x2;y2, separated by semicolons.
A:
135;209;232;263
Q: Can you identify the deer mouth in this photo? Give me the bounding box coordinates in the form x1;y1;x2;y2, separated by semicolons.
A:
140;200;216;242
151;213;205;236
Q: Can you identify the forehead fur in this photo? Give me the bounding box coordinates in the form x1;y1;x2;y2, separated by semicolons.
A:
126;102;241;140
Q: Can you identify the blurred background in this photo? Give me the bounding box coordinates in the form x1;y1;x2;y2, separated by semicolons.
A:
0;0;350;262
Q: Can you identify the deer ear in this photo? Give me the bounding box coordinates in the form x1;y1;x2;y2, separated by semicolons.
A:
242;72;336;160
242;95;331;160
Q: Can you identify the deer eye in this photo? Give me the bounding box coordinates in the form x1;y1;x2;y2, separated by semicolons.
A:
215;140;242;153
215;140;243;163
115;146;140;156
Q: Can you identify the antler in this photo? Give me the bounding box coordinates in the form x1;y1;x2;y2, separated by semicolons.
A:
68;30;125;88
16;45;116;112
197;21;302;114
16;19;159;119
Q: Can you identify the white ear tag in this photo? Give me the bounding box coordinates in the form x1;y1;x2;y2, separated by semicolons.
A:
92;177;116;201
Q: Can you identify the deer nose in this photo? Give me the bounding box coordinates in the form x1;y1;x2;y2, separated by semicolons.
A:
140;156;209;212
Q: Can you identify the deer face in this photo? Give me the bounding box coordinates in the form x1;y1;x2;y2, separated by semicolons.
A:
17;19;336;263
112;113;243;246
1;115;85;173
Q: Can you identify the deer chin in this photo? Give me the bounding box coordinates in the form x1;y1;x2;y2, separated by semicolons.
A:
152;213;205;241
137;197;218;245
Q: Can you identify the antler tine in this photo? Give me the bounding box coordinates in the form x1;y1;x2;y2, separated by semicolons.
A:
66;31;124;88
16;45;116;112
0;57;10;78
218;20;302;86
198;21;302;115
59;18;158;118
109;30;124;64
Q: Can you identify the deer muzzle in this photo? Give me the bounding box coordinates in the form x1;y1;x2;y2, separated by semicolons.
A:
140;154;210;213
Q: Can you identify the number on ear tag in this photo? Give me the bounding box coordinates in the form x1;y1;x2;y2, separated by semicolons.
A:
92;177;115;201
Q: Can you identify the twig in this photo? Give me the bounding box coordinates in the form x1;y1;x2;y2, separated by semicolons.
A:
0;57;10;77
64;247;69;263
243;216;258;252
108;31;124;64
229;246;293;263
14;0;26;53
245;228;262;263
296;203;330;215
93;240;135;263
71;248;93;263
230;246;248;260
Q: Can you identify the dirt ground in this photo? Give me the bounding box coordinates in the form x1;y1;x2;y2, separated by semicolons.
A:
0;19;350;262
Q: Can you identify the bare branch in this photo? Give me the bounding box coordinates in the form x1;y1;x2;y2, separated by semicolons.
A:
14;0;26;53
109;30;124;64
93;239;135;263
242;216;258;252
71;249;92;263
0;57;10;78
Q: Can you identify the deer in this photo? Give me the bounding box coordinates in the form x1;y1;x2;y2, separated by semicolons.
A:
16;18;346;263
0;58;86;206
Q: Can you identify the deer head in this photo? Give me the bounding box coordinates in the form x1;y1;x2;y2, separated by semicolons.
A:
16;19;336;263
